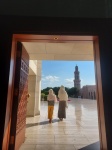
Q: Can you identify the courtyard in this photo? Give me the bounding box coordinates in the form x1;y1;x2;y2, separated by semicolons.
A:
20;98;99;150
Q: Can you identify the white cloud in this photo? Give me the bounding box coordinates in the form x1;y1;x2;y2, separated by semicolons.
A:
42;75;59;82
64;78;74;88
65;78;74;83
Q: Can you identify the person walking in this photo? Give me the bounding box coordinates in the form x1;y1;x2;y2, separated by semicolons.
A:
58;85;68;121
47;89;57;123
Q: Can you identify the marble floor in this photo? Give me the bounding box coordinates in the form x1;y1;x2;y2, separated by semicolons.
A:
19;98;100;150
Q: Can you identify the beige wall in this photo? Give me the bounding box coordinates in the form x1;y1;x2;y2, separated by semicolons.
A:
80;85;96;100
27;75;36;116
29;60;37;75
27;60;42;117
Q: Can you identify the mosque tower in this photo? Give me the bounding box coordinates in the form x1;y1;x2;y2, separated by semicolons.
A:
74;65;81;89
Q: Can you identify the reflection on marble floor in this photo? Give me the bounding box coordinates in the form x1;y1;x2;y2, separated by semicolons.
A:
19;98;99;150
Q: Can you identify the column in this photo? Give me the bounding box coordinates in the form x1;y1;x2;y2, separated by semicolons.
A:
27;60;42;116
27;75;36;116
34;61;42;115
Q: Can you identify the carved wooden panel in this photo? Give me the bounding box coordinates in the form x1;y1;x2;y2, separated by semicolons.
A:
9;42;29;150
16;59;29;134
15;46;29;150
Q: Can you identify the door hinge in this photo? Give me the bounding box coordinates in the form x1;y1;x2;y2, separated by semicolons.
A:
10;136;15;145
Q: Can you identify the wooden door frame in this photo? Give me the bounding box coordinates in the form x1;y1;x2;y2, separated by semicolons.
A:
7;34;107;149
2;36;17;150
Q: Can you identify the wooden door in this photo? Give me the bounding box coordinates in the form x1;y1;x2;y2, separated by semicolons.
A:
9;42;29;150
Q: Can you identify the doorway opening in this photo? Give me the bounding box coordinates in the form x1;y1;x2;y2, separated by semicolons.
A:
21;60;99;150
7;34;106;150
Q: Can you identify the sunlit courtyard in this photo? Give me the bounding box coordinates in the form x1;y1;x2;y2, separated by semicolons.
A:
20;98;99;150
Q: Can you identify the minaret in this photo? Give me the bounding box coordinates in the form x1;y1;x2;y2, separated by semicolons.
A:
74;65;81;89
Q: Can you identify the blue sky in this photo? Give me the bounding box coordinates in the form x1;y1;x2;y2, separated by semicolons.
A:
41;60;96;89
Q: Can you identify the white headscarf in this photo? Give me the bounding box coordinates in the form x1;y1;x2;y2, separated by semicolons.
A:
58;85;68;101
47;89;57;101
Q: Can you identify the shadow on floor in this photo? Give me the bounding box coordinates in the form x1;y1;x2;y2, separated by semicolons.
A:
79;141;100;150
26;119;60;128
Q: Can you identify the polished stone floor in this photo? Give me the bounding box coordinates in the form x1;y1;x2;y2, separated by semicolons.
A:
20;98;100;150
